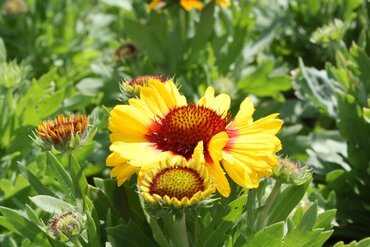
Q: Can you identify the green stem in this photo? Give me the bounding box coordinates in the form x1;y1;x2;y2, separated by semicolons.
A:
254;180;282;232
164;215;189;247
70;236;83;247
246;189;257;237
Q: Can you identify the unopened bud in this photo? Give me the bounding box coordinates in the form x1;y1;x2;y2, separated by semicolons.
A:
273;158;312;185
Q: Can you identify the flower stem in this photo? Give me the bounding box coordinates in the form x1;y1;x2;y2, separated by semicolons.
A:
254;180;282;232
164;214;189;247
70;237;83;247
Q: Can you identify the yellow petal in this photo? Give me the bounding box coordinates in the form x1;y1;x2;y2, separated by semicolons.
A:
231;97;255;128
180;0;203;11
192;141;205;163
222;159;260;188
216;0;230;8
148;0;163;9
106;152;128;167
207;160;230;197
208;131;229;163
197;87;231;117
106;152;136;186
140;87;170;118
109;105;151;142
110;141;168;166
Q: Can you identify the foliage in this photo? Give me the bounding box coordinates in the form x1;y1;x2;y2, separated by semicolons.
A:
293;43;370;239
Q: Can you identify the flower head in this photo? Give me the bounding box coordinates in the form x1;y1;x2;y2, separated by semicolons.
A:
2;0;27;15
114;43;137;60
107;79;283;197
49;211;84;240
139;156;215;208
34;113;93;152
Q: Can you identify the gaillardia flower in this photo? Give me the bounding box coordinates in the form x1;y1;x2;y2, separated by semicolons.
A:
107;79;283;197
138;156;215;207
35;113;92;152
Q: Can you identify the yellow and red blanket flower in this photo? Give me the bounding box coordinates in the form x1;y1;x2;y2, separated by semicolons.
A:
107;79;282;197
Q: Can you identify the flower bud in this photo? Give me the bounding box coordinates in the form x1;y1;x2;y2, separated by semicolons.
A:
2;0;27;15
273;158;312;185
32;113;95;153
49;211;84;240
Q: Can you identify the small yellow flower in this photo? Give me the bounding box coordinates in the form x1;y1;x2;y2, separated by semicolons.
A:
148;0;164;9
216;0;231;9
180;0;203;11
35;113;91;152
138;157;215;207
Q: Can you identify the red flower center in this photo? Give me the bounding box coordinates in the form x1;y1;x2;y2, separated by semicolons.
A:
149;166;204;199
146;104;230;160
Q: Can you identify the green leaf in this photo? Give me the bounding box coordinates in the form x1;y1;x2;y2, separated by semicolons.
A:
237;61;291;99
69;153;88;200
284;228;322;247
29;195;74;214
0;206;43;240
37;88;65;118
267;180;310;225
76;78;104;96
0;37;6;63
85;205;101;247
314;209;336;230
19;164;56;197
25;204;43;226
244;222;284;247
295;58;343;117
302;230;333;247
47;152;73;197
297;202;318;231
198;193;248;247
107;221;157;247
190;2;215;57
38;68;58;88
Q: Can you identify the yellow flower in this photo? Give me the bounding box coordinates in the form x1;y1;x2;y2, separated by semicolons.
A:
138;156;215;207
107;79;283;197
222;98;283;189
216;0;231;9
180;0;203;11
148;0;164;10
